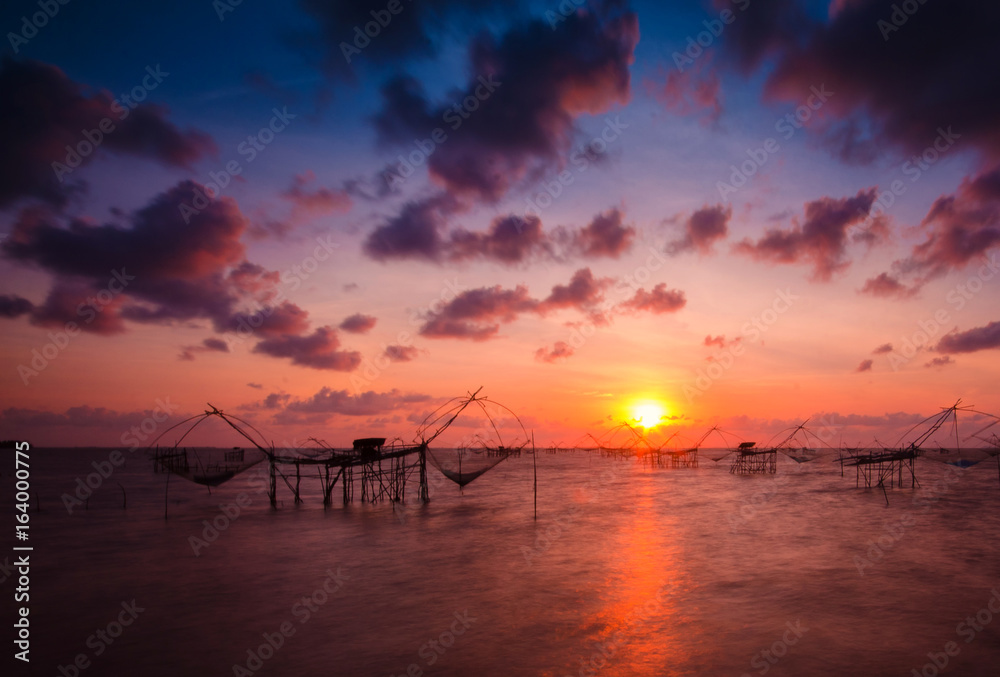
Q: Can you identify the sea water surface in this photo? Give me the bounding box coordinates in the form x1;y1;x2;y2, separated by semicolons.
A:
4;448;1000;676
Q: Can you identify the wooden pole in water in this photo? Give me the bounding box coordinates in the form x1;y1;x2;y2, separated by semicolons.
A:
164;471;170;519
532;431;537;521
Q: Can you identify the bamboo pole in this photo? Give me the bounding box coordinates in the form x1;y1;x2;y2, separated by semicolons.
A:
532;431;537;521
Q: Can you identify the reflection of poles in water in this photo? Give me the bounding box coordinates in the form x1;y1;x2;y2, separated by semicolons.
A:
532;431;537;521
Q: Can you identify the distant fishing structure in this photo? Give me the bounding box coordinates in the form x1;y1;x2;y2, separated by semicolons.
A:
150;388;526;514
839;401;1000;500
149;396;999;517
570;401;1000;500
728;420;831;475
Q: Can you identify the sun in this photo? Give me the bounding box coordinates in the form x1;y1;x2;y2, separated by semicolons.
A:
631;402;666;427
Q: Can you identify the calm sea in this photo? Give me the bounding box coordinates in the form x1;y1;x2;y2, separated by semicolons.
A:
3;448;1000;676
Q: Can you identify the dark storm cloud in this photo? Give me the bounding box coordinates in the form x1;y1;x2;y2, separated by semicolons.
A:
283;386;432;416
419;284;538;341
1;181;356;369
935;321;1000;355
0;58;215;209
924;356;955;368
365;197;634;265
418;266;684;340
615;283;686;314
0;295;34;318
716;0;1000;162
3;181;246;280
862;163;1000;296
538;268;612;314
179;337;231;361
569;208;635;259
667;204;731;255
735;188;883;280
299;0;518;79
384;344;419;362
859;272;913;299
339;313;377;334
29;279;128;335
253;326;362;370
363;193;458;261
371;2;638;202
446;214;549;264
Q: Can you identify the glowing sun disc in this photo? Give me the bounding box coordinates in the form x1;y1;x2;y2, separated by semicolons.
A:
632;403;666;427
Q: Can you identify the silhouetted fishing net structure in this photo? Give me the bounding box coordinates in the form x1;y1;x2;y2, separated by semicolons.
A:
681;426;744;463
148;405;270;486
900;401;1000;471
416;388;529;488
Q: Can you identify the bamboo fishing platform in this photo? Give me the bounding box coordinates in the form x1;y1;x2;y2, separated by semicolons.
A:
729;442;776;474
150;388;529;511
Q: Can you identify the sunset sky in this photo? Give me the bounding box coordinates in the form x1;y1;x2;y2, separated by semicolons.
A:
1;0;998;448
